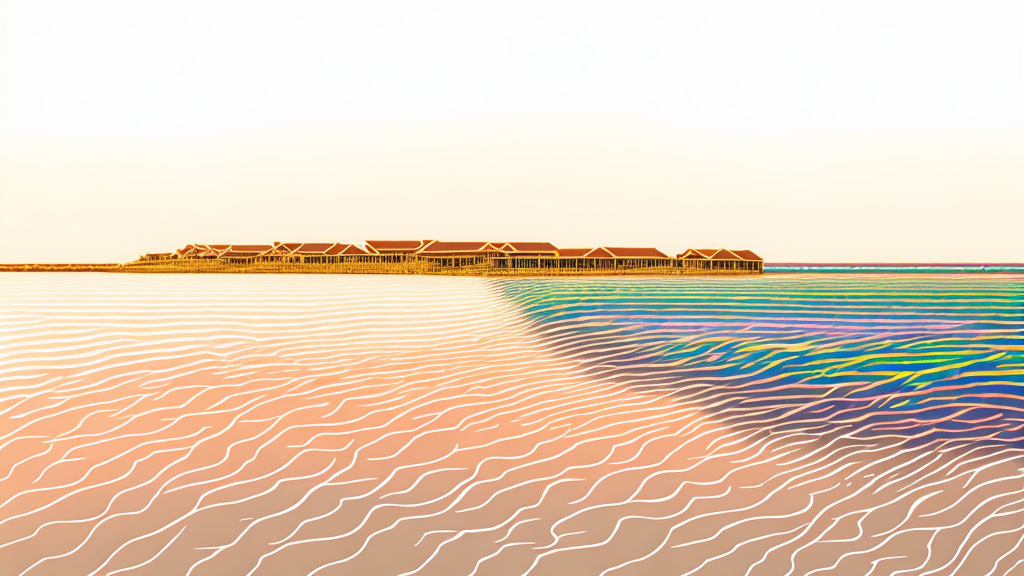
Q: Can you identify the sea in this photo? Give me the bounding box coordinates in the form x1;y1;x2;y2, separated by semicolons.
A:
1;271;1022;575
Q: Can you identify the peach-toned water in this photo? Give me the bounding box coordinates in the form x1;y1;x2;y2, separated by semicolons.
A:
1;274;1023;575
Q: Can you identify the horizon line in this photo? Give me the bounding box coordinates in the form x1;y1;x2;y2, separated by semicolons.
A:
2;261;1023;267
767;262;1024;266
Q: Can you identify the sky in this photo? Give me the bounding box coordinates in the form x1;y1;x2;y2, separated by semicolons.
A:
1;0;1022;263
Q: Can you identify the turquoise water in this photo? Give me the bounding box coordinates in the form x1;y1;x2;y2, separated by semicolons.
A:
496;274;1024;445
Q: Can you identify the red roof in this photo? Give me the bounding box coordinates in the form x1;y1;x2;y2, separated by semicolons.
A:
710;249;741;260
196;244;231;256
176;244;217;257
584;247;615;258
337;244;367;255
262;243;367;256
230;244;273;252
420;242;497;253
499;242;559;254
286;241;342;253
365;240;436;253
259;243;295;256
558;248;591;257
290;243;332;254
732;249;762;261
595;247;669;259
219;244;273;257
679;249;718;259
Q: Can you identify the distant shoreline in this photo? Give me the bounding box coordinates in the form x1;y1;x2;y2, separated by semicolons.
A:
766;264;1024;273
769;262;1024;267
2;263;1022;274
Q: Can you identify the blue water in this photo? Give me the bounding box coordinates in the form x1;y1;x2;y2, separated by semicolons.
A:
495;274;1024;446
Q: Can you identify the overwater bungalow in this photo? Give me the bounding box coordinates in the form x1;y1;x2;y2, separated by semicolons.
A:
579;247;672;270
417;242;504;268
218;245;274;264
175;244;220;259
364;240;437;264
493;242;560;270
678;249;717;272
260;243;302;262
139;252;173;261
147;239;763;275
552;248;590;271
730;250;763;273
678;248;762;273
179;244;232;259
282;243;367;264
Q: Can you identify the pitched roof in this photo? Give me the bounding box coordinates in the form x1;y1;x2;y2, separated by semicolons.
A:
498;242;559;254
260;243;299;256
365;240;436;253
597;247;669;259
220;244;273;257
195;244;231;257
220;250;260;258
230;244;274;252
710;249;741;260
679;248;718;259
558;248;592;257
419;241;498;253
288;243;335;254
732;249;762;261
264;243;368;256
584;247;615;258
337;244;367;255
270;240;346;254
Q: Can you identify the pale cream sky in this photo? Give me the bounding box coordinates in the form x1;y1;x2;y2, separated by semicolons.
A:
1;0;1022;263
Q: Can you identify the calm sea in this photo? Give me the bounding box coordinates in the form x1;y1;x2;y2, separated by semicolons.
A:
1;272;1022;575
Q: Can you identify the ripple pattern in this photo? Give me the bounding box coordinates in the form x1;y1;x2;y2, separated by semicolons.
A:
499;274;1024;445
0;273;1022;575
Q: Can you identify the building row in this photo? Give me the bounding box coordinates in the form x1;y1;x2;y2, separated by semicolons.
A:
138;241;763;274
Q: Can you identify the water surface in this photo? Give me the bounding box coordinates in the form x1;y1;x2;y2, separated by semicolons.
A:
1;273;1023;575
